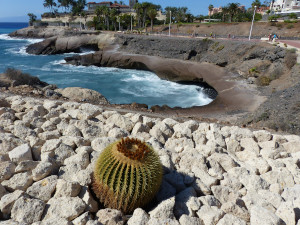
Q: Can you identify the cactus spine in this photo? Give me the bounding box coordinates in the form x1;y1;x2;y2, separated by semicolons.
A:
92;137;163;213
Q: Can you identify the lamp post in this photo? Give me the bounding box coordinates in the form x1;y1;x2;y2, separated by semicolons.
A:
131;14;133;32
249;6;257;41
169;11;171;36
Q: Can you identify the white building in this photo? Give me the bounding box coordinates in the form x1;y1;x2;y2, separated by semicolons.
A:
272;0;300;13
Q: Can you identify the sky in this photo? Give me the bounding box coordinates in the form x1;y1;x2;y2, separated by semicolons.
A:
0;0;255;22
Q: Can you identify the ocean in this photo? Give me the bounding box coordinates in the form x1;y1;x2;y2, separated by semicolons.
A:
0;22;213;108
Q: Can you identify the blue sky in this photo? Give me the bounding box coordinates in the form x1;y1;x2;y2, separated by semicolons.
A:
0;0;255;22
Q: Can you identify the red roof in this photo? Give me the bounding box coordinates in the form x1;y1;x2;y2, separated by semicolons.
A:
87;2;96;4
111;3;129;8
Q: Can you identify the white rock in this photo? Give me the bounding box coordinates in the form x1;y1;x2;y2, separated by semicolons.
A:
281;184;300;201
174;187;197;218
8;144;32;163
156;180;176;202
64;151;90;169
1;172;33;192
32;161;54;181
41;120;57;131
216;214;247;225
81;124;107;140
149;197;175;219
198;195;221;208
58;164;92;186
96;208;125;225
225;138;242;153
0;190;24;215
0;161;16;182
240;174;270;192
72;212;91;225
165;137;194;153
192;166;218;189
106;113;134;132
43;196;86;221
54;179;81;198
26;175;58;201
127;208;149;225
162;118;178;128
245;158;270;175
79;186;98;212
211;185;239;205
164;171;186;192
253;130;272;142
0;184;7;199
41;139;62;154
208;153;238;172
131;122;150;135
179;215;203;225
91;137;117;152
11;196;45;224
276;200;299;225
15;160;39;173
283;141;300;153
242;190;276;212
148;218;180;225
220;199;250;222
196;205;225;225
257;189;283;209
108;127;129;138
251;205;285;225
261;168;295;191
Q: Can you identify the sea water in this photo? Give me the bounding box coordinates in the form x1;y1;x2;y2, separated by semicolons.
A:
0;22;213;108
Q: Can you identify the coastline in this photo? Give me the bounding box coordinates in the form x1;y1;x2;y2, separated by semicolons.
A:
0;25;300;224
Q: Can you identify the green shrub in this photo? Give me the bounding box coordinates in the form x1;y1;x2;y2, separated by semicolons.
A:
257;76;271;86
287;24;294;29
285;51;297;69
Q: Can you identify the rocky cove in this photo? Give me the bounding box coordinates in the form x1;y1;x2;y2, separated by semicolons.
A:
0;26;299;224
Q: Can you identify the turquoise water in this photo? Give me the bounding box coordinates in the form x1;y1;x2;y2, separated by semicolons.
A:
0;22;213;108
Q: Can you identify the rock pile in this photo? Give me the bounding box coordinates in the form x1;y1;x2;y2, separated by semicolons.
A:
0;94;299;225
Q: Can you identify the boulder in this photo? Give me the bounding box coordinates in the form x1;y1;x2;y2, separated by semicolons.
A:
55;87;109;105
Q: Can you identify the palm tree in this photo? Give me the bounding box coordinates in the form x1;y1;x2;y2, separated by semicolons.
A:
110;8;118;31
133;3;142;28
208;4;214;22
147;8;157;32
58;0;73;12
44;0;57;13
141;2;152;28
228;3;240;22
252;0;262;8
27;13;37;26
102;6;110;29
222;6;229;22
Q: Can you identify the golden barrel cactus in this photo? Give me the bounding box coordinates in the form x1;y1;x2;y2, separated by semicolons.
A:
92;137;163;213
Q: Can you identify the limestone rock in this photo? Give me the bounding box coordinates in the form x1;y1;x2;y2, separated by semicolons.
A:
32;161;54;181
56;87;109;105
0;190;24;215
72;212;91;225
127;208;149;225
8;143;32;163
11;196;45;224
43;196;86;221
79;186;98;213
251;205;285;225
96;208;125;225
196;205;225;225
179;215;203;225
174;187;197;218
149;197;175;219
15;160;39;173
0;161;16;182
216;214;247;225
26;175;58;201
1;172;33;192
54;179;81;198
156;179;176;202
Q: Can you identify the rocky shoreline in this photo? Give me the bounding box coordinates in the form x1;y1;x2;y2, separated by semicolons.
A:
0;92;300;224
0;26;300;224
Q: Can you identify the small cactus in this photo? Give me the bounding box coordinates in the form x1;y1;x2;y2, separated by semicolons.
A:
92;137;163;213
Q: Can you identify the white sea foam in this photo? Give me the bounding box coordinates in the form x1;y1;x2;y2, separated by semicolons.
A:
0;34;43;43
